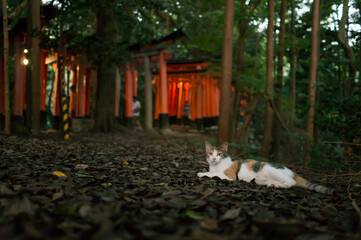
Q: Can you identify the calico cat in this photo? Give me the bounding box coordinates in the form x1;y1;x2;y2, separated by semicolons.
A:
197;141;334;195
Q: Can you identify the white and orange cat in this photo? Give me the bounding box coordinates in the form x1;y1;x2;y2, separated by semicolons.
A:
197;141;334;195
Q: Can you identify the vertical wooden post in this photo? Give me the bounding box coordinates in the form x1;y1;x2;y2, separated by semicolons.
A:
53;66;60;126
159;49;169;129
189;82;197;122
168;80;172;117
202;77;207;127
144;56;153;130
206;77;212;126
132;69;138;97
77;65;85;117
154;76;160;121
167;80;172;117
14;36;25;117
190;77;197;126
177;82;183;120
70;66;77;118
2;0;10;134
40;50;48;128
172;81;177;117
115;68;120;118
207;77;214;124
196;80;203;130
125;65;133;127
90;68;97;117
84;68;91;116
31;0;41;135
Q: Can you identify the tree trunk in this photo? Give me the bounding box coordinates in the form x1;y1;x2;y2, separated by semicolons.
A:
144;56;153;131
288;0;297;130
304;0;320;164
57;0;65;136
25;0;32;133
358;2;361;98
271;0;287;161
1;0;10;135
217;0;235;144
260;0;275;158
31;0;40;135
232;0;260;142
337;0;356;97
93;5;117;131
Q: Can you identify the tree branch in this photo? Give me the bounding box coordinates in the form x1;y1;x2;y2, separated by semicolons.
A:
8;0;27;19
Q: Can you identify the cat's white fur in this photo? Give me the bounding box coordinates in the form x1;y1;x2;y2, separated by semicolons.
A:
198;142;333;194
198;142;297;188
242;164;296;188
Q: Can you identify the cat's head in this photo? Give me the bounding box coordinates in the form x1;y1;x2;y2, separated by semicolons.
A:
205;141;228;165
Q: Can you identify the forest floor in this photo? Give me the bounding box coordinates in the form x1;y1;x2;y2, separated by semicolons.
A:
0;130;360;240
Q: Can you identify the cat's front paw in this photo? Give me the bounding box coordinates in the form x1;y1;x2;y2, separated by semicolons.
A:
197;172;207;178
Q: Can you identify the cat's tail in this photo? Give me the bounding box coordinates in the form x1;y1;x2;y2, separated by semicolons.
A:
294;174;334;195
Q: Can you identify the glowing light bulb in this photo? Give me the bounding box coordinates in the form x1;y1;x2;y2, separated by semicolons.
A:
23;58;29;65
24;49;28;53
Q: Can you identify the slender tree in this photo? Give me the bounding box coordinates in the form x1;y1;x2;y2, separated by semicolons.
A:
271;0;287;161
304;0;320;164
337;0;356;97
217;0;235;144
232;0;260;142
31;0;40;135
1;0;10;135
260;0;275;158
289;0;297;130
25;0;32;133
57;0;65;136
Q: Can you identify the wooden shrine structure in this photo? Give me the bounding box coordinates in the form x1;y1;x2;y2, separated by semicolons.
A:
130;30;220;131
153;59;220;130
0;18;222;133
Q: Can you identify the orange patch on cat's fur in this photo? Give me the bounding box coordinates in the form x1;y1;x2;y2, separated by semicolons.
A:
223;161;239;180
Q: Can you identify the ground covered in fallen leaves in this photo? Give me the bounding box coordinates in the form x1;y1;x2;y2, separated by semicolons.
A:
0;131;360;240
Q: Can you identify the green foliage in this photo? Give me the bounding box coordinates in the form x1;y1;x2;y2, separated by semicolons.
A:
4;0;361;171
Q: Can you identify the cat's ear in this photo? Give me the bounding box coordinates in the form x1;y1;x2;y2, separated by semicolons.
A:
205;141;213;152
220;142;228;152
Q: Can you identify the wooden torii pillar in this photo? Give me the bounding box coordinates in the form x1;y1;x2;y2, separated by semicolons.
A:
132;42;177;130
158;49;169;130
114;68;121;118
13;35;26;132
144;56;152;130
125;65;133;127
132;50;166;131
196;80;203;130
40;50;48;128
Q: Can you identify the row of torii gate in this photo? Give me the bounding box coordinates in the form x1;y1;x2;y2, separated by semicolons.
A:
0;31;222;132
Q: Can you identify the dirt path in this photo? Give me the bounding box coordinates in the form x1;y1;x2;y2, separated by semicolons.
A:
0;131;360;239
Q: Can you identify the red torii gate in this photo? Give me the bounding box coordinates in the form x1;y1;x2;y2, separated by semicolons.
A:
45;52;93;129
129;30;181;130
153;59;220;130
0;5;58;132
